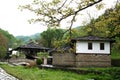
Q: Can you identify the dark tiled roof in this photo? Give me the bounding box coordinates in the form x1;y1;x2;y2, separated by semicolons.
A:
49;46;71;53
14;42;49;50
71;36;113;42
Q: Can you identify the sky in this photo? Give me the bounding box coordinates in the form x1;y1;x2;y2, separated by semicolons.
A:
0;0;117;36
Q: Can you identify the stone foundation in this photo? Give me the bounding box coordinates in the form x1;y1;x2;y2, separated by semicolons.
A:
76;54;111;67
52;53;111;67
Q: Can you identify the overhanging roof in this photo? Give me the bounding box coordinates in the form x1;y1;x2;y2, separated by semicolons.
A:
14;42;49;51
71;36;114;42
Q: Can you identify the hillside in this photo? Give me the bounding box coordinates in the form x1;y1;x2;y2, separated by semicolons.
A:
16;33;40;44
0;28;16;47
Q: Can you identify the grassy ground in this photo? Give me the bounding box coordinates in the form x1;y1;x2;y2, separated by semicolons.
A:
0;63;90;80
0;63;120;80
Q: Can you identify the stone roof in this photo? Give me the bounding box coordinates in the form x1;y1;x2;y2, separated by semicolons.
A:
71;36;114;42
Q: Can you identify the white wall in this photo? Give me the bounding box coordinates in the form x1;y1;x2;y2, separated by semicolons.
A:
12;50;19;56
76;41;110;54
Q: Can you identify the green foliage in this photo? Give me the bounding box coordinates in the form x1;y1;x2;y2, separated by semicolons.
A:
0;28;16;48
82;67;120;80
37;52;49;58
63;27;88;39
105;68;120;79
0;32;8;60
53;38;69;49
111;37;120;59
40;28;64;48
36;58;42;65
52;26;88;49
114;37;120;50
0;46;7;60
85;3;120;38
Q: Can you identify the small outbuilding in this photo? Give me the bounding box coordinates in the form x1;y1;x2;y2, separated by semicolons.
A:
8;42;51;65
13;42;50;59
52;36;114;67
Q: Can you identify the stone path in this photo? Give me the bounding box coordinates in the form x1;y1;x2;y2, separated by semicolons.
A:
0;67;19;80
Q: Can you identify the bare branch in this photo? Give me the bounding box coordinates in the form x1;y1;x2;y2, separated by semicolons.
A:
20;0;103;38
61;0;102;38
69;13;77;38
57;0;67;10
62;13;77;38
59;0;102;21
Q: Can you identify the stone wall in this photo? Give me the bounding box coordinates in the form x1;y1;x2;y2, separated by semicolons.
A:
52;52;76;67
52;52;111;67
76;54;111;67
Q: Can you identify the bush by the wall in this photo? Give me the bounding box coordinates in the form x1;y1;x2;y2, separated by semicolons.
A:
36;58;42;65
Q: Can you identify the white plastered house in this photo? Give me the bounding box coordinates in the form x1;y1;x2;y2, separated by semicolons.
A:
52;36;114;67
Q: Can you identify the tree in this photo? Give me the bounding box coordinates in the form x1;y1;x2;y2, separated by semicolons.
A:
40;28;64;48
83;2;120;38
0;32;8;60
83;2;120;52
0;28;16;48
19;0;102;38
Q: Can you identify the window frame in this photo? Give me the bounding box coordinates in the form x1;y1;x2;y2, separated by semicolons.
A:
100;43;104;50
88;42;92;50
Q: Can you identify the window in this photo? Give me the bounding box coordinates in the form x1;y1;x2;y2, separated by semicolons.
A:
88;43;92;50
100;43;104;50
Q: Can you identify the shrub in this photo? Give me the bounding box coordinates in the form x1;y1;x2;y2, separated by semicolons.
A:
0;46;7;61
36;58;42;65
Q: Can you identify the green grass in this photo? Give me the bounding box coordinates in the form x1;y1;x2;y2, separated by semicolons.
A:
0;64;90;80
0;63;120;80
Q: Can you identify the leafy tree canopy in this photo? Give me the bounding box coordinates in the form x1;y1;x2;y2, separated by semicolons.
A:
19;0;103;38
0;28;16;48
84;2;120;38
40;28;64;48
